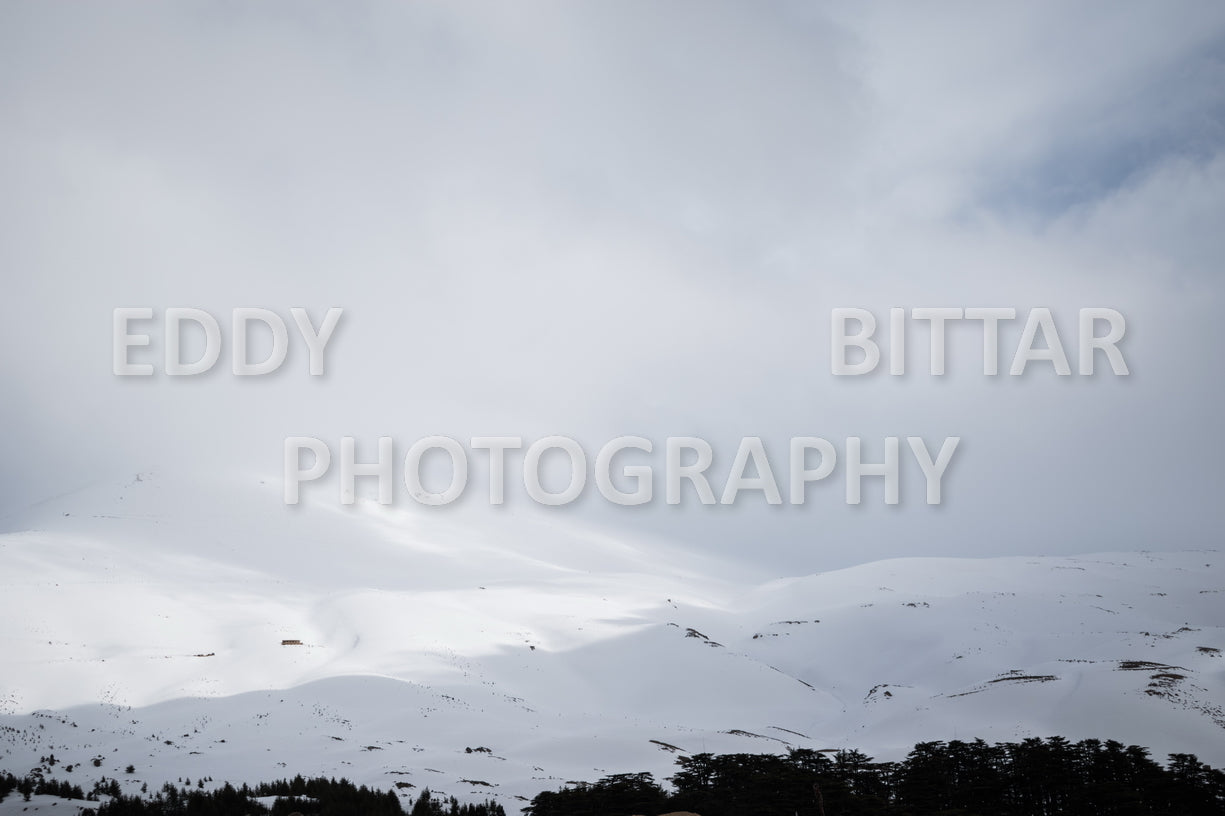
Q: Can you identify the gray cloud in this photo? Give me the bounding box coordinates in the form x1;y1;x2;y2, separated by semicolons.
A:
2;1;1223;571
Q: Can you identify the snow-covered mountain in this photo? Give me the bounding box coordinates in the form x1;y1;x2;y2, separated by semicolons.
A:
1;473;1221;808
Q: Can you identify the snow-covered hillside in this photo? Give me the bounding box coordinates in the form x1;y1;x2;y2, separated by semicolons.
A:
0;473;1221;808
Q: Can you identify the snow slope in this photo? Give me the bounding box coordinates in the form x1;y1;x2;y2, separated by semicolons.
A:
0;473;1221;807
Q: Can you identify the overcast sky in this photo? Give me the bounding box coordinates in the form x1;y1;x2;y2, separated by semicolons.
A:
2;1;1223;573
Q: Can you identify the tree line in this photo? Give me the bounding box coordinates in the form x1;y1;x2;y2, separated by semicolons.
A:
0;769;504;816
525;737;1224;816
3;736;1221;815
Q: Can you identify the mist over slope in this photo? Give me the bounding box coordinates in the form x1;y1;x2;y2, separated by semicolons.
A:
1;473;1221;806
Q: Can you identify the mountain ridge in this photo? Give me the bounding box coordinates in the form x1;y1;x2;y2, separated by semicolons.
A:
1;472;1220;805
